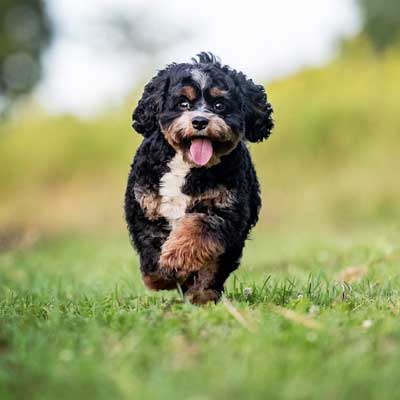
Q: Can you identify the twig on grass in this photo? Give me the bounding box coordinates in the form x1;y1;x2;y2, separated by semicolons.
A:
272;305;321;330
176;282;185;302
222;296;257;332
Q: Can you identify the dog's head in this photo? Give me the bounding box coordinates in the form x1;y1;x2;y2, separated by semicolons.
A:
133;52;274;167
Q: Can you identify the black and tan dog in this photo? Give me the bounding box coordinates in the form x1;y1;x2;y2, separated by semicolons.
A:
125;52;273;304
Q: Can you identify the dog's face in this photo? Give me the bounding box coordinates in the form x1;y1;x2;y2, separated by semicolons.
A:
133;53;274;167
159;67;244;166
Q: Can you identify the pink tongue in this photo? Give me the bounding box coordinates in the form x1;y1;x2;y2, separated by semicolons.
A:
189;138;213;166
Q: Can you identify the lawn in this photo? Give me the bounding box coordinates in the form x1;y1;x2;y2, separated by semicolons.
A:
1;227;400;400
1;41;400;400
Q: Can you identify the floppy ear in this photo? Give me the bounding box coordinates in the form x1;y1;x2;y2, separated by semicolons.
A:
232;71;274;142
132;68;171;137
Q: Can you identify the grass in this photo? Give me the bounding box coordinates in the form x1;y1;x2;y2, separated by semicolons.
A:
1;227;400;400
1;39;400;399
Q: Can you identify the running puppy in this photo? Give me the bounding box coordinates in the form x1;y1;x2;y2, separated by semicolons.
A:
125;52;274;304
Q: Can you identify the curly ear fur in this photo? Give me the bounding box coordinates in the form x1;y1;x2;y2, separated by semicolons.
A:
132;68;172;137
230;71;274;143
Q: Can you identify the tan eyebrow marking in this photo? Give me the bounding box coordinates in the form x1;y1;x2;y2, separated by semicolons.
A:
179;86;197;101
209;87;228;97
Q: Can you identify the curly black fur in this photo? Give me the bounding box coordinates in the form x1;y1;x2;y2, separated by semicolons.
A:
125;52;274;304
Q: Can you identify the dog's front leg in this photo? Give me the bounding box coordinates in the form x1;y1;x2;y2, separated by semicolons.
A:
159;213;224;280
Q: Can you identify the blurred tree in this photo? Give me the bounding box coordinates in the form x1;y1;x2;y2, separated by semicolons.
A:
0;0;52;110
359;0;400;51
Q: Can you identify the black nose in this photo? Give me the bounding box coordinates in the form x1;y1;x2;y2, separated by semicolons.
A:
192;116;209;131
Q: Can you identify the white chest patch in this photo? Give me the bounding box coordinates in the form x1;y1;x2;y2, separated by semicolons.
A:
159;152;191;227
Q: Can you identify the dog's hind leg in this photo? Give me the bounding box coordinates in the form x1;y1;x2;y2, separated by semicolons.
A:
142;272;177;291
137;228;179;291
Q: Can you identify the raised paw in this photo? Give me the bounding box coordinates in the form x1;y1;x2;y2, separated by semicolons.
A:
159;237;204;274
159;214;224;278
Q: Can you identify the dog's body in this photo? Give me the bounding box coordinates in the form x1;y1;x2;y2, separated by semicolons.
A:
125;53;273;304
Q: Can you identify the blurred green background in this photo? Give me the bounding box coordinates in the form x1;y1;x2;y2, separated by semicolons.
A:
0;0;399;244
1;3;400;399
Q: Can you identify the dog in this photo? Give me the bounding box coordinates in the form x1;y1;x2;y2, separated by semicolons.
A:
125;52;273;304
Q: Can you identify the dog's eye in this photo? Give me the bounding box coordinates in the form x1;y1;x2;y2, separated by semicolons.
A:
178;101;191;110
213;102;225;112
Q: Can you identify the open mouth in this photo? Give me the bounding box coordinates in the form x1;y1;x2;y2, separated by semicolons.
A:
183;135;238;167
189;137;214;166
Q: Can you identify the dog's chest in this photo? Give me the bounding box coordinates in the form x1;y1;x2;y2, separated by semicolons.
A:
159;152;191;227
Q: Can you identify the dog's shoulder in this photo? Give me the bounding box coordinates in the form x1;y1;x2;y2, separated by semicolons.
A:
130;133;175;189
133;133;174;168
